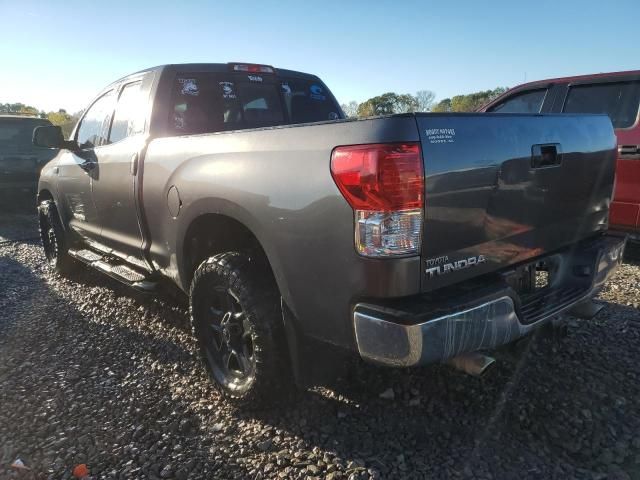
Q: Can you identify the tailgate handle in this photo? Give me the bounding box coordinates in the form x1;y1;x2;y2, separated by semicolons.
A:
531;144;562;168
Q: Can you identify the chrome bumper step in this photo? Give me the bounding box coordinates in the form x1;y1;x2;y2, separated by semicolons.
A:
353;234;626;367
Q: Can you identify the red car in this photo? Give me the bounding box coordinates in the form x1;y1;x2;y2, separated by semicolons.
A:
481;70;640;241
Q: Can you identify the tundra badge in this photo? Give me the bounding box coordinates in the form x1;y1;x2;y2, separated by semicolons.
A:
425;255;486;278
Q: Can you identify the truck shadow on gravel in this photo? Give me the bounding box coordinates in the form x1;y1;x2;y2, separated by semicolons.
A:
246;301;640;479
0;255;239;479
2;243;639;479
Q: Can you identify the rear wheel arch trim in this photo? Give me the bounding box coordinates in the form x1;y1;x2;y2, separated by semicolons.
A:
37;189;69;233
176;202;295;315
37;189;54;202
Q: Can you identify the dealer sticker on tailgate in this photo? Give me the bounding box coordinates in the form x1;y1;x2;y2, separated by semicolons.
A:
425;128;456;144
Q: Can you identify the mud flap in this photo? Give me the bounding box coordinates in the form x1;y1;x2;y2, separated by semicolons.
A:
281;299;349;388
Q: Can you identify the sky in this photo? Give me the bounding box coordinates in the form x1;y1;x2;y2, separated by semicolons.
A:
1;0;639;113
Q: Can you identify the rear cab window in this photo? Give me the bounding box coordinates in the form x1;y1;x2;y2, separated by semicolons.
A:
562;81;640;129
487;89;547;113
168;71;342;136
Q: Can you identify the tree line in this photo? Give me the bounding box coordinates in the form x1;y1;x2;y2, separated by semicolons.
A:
1;103;80;138
340;87;507;118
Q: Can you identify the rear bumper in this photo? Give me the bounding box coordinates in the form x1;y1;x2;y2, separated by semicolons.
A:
353;234;626;367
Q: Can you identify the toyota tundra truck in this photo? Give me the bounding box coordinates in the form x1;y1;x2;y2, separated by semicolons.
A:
34;63;625;405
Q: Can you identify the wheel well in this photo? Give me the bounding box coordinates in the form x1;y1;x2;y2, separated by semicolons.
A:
183;214;275;286
37;189;54;203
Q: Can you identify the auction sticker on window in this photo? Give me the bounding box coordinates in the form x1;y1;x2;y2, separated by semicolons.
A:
310;84;326;101
425;128;455;144
178;78;199;96
219;82;237;99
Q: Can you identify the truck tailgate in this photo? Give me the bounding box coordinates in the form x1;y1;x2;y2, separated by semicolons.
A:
417;113;617;292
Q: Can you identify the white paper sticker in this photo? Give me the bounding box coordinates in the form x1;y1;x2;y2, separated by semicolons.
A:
178;78;199;96
425;128;455;144
219;81;237;99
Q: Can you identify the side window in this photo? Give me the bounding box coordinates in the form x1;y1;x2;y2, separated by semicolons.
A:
488;89;547;114
76;90;116;148
563;81;640;129
109;82;145;143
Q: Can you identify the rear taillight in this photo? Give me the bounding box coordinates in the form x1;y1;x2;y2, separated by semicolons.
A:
331;143;424;257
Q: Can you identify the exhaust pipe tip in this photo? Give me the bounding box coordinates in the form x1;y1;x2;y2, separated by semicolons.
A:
448;352;496;377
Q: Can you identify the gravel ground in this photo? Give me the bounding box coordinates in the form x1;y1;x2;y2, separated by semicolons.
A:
1;213;639;480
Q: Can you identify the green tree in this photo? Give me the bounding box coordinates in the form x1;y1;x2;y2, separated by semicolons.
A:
415;90;435;112
340;101;360;118
431;87;507;113
46;109;79;139
0;102;39;115
20;105;39;115
431;98;452;112
357;92;419;117
47;109;71;125
1;102;79;138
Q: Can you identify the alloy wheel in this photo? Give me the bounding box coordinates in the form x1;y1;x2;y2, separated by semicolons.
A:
202;286;256;390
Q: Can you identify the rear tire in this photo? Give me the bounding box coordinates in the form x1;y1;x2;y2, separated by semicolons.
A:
38;200;75;275
189;251;292;406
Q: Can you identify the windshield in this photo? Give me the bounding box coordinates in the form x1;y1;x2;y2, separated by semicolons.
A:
0;117;51;149
169;72;342;135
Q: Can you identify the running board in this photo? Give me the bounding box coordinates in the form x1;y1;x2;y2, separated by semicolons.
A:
68;248;157;292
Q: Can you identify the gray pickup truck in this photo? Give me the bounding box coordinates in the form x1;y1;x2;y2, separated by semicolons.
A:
34;63;625;405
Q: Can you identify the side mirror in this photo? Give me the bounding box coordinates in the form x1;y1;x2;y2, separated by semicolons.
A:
33;125;78;150
33;125;64;148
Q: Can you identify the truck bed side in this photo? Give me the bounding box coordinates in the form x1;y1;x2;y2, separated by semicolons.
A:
142;116;421;348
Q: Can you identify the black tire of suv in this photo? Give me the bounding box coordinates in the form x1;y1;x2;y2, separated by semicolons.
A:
189;251;292;406
38;200;75;275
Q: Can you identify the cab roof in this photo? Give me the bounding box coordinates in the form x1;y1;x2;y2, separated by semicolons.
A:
0;114;50;121
113;62;320;86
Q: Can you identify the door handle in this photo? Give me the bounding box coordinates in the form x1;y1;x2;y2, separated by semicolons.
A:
618;145;640;160
130;153;139;176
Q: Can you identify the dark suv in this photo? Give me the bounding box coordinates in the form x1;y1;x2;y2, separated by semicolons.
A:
480;70;640;241
0;115;58;208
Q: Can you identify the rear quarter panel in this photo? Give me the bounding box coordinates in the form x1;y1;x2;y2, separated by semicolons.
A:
142;116;421;348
